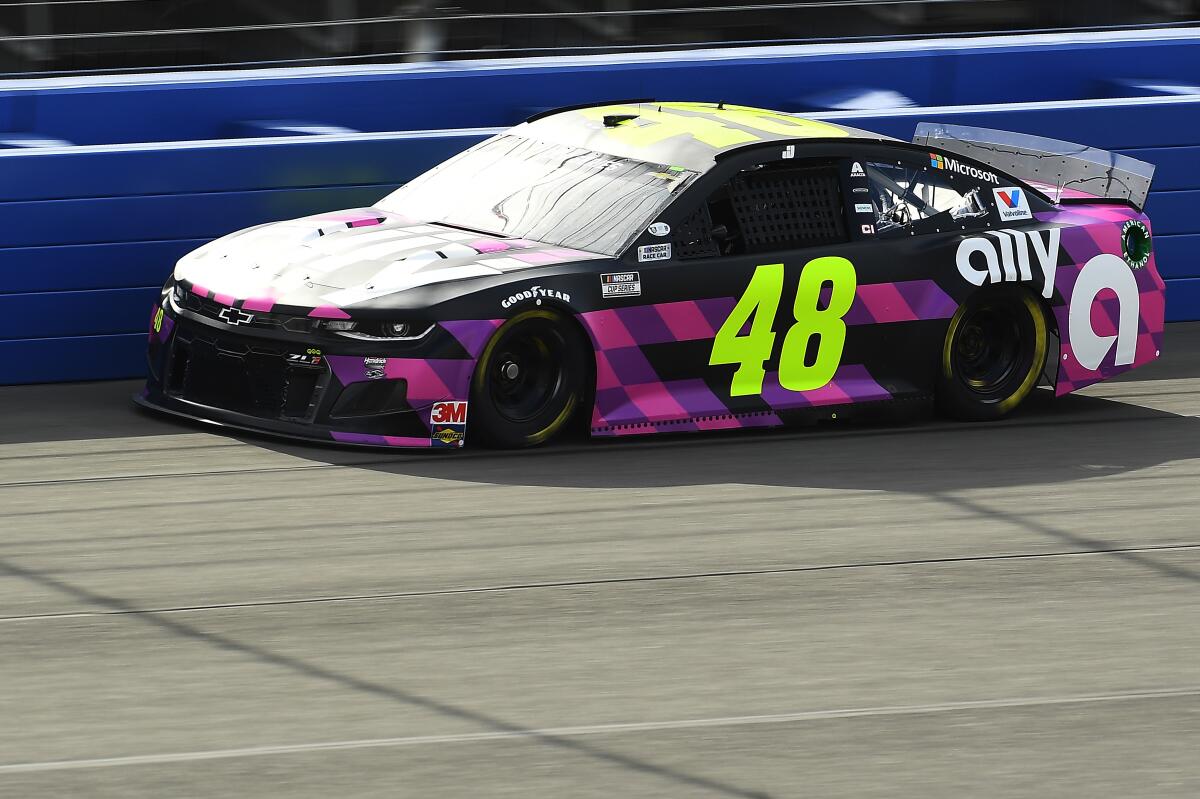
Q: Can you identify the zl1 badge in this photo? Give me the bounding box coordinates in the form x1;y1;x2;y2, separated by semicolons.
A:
430;401;468;448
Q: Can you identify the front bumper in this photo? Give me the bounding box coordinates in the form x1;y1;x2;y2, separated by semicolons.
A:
141;303;497;449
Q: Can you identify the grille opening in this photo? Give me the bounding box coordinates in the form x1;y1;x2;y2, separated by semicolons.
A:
329;380;411;419
165;327;322;421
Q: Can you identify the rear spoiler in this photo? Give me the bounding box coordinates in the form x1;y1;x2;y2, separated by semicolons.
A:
913;122;1155;211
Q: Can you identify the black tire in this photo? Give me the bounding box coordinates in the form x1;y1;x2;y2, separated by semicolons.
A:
937;287;1049;422
469;310;589;448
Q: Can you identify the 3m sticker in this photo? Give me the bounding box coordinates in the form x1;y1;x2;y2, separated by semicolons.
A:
993;187;1033;222
601;272;641;298
638;243;671;262
430;401;468;448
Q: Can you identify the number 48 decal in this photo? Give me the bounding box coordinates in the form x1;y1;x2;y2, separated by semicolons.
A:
709;258;857;397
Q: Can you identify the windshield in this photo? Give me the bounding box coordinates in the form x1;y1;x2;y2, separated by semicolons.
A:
378;135;699;257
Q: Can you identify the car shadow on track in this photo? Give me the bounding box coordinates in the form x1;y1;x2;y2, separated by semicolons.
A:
249;389;1200;493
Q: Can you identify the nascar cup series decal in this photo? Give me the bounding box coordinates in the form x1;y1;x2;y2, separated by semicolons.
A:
601;272;641;298
430;401;468;448
993;188;1033;222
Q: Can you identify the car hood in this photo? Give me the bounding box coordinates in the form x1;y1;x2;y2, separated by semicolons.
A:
173;209;605;310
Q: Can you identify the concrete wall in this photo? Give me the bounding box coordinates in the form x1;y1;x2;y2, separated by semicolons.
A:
2;29;1197;384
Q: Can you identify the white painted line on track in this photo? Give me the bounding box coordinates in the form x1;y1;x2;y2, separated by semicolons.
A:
3;686;1199;774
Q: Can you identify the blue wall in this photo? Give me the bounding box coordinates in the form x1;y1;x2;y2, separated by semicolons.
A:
2;30;1198;384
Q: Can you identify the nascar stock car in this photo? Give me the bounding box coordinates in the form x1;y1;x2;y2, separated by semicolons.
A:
138;102;1165;449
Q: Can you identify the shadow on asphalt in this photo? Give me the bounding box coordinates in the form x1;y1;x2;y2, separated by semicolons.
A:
247;388;1200;493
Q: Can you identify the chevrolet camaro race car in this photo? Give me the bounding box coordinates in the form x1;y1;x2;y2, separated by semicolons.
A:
138;102;1166;449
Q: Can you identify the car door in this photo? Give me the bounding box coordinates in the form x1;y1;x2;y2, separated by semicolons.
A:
598;142;1003;431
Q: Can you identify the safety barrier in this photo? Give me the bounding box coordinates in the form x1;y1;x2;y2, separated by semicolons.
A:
2;29;1198;384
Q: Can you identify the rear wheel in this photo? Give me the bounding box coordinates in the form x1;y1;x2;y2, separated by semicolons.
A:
469;310;588;448
937;288;1049;422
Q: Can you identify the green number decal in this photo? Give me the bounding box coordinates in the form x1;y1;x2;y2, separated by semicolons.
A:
779;257;857;391
711;258;857;397
708;263;784;397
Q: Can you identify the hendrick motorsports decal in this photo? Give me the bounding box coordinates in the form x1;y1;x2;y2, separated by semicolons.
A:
601;272;641;298
363;357;387;380
430;401;468;448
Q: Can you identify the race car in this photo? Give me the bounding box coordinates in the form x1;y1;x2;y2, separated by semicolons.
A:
138;101;1165;449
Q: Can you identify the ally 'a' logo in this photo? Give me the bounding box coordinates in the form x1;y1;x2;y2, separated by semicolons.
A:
993;187;1033;222
1068;254;1140;371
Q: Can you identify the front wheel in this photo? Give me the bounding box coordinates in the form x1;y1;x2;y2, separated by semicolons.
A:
469;310;589;448
937;288;1049;422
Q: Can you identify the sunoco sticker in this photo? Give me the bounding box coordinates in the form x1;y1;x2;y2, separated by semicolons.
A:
601;272;641;298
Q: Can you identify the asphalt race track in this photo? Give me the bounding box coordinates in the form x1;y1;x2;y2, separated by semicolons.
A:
3;325;1200;798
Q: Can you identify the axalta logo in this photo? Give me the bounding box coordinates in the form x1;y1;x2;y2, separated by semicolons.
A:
930;153;998;185
501;285;571;309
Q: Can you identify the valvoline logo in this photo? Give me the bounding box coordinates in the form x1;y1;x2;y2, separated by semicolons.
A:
997;189;1022;208
993;187;1033;222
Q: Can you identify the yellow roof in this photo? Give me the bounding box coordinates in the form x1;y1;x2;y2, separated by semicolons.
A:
513;102;890;172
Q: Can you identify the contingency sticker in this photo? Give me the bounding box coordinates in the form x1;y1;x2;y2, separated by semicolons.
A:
601;272;641;298
638;244;671;262
993;187;1033;222
430;401;468;448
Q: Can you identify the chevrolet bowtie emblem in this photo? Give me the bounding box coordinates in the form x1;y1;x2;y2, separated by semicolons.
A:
218;307;255;326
